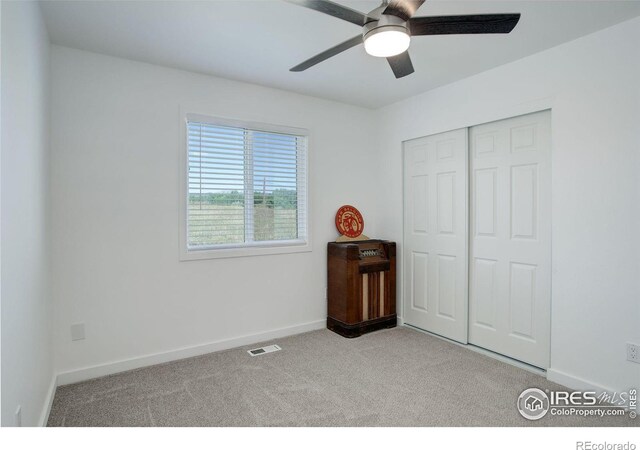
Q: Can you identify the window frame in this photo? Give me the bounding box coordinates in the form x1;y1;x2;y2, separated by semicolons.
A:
179;113;311;261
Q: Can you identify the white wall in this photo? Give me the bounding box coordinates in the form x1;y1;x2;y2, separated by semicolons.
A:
376;17;640;393
1;1;53;426
50;46;380;378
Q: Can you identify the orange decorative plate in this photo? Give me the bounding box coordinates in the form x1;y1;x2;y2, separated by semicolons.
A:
335;205;364;238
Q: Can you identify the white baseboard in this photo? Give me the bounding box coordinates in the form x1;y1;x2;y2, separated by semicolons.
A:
546;368;619;395
39;375;58;427
57;319;326;386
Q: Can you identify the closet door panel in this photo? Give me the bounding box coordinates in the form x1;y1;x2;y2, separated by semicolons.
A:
469;110;551;369
403;129;468;343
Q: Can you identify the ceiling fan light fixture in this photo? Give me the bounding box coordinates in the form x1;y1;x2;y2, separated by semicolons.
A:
363;25;410;58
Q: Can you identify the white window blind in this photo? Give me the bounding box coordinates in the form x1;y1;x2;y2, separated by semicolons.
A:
187;119;308;250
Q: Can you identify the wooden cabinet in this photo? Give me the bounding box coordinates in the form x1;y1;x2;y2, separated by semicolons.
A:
327;240;397;338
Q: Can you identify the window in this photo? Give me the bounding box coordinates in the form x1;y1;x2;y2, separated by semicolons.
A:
181;114;309;259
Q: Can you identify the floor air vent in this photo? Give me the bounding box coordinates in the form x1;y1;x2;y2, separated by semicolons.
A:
247;344;281;356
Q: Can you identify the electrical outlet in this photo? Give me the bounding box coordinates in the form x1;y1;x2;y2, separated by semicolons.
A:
627;343;640;364
71;323;85;341
15;405;22;427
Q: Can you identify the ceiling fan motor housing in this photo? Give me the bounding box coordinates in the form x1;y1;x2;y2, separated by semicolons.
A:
362;13;410;41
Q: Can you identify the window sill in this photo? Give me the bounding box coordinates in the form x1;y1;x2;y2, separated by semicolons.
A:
179;240;312;261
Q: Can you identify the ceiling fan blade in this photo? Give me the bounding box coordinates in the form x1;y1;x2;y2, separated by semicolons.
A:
409;14;521;35
284;0;372;26
387;51;414;78
383;0;426;21
290;35;363;72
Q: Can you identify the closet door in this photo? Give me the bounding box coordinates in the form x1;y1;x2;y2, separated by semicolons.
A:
469;110;551;368
403;129;468;343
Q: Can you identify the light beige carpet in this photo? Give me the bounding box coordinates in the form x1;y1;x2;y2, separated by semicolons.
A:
47;326;636;427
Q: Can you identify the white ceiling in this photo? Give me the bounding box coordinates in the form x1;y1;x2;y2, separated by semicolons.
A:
40;0;640;108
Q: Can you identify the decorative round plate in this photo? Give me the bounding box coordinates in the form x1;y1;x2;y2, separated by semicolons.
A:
335;205;364;238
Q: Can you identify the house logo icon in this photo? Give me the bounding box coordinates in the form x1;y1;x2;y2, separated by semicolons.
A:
525;395;543;411
517;388;550;420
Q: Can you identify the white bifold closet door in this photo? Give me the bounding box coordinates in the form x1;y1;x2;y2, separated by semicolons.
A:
469;110;551;368
403;128;469;344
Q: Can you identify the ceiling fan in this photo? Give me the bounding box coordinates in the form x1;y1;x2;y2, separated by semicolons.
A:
286;0;521;78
